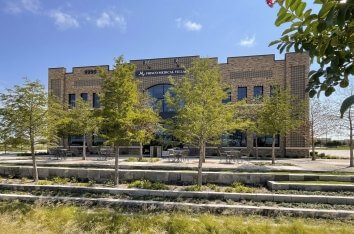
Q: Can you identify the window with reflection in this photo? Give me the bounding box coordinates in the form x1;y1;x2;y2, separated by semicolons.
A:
93;93;100;108
221;131;247;147
223;88;232;103
68;135;83;146
237;87;247;101
68;94;76;108
92;134;104;146
80;93;88;102
254;86;263;98
254;135;279;147
147;84;172;113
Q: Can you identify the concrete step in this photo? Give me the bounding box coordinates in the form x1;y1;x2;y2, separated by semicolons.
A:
268;181;354;192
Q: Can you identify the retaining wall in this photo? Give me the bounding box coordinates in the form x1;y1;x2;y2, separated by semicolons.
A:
0;166;354;186
268;181;354;192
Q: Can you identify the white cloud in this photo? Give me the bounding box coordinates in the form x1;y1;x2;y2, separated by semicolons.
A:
96;12;126;30
239;35;256;47
5;0;41;14
176;18;202;32
49;10;79;30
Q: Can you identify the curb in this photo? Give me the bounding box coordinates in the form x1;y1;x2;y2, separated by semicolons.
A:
267;181;354;192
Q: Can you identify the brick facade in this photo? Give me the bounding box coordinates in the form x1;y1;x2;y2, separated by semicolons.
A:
48;53;310;157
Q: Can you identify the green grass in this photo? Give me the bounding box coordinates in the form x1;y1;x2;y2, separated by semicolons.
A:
127;180;169;190
125;157;160;163
0;202;353;234
281;181;354;185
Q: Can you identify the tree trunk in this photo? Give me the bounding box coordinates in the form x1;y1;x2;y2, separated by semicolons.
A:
271;134;276;165
114;145;120;186
139;142;143;160
311;122;316;161
82;134;86;160
30;135;38;182
202;144;206;163
255;134;258;159
197;142;204;186
349;110;353;167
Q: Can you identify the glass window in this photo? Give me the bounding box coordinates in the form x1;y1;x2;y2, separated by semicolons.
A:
221;131;247;147
68;94;75;108
68;135;83;146
92;134;104;146
223;89;232;103
254;86;263;98
237;87;247;101
80;93;88;102
147;84;172;113
254;135;279;147
270;85;280;96
93;93;100;108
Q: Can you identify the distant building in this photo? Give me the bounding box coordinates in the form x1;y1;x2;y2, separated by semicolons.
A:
48;53;309;157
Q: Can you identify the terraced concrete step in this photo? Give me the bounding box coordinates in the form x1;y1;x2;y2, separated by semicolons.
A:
1;183;353;205
267;181;354;192
0;193;353;219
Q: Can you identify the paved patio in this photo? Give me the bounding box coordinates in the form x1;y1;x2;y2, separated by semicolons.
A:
0;154;353;173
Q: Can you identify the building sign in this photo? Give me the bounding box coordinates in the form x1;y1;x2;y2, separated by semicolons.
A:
135;68;186;77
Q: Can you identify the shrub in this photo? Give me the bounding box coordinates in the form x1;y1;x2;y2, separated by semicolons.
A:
127;180;168;190
88;180;96;187
51;177;70;185
126;157;160;163
184;185;205;192
206;184;221;192
104;179;114;186
225;182;255;193
36;180;52;185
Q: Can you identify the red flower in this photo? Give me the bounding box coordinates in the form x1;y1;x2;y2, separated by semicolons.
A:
266;0;275;7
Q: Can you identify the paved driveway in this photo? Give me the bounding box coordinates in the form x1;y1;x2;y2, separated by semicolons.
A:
316;149;351;158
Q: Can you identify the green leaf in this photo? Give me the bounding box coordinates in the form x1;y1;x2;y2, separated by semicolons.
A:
340;95;354;118
268;40;281;47
295;2;306;17
318;2;336;19
282;27;298;35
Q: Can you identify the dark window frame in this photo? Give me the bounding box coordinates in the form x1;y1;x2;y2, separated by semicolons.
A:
93;93;100;108
253;86;263;98
68;94;76;108
80;93;88;102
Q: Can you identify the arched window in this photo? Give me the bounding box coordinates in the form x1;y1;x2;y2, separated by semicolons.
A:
147;84;172;113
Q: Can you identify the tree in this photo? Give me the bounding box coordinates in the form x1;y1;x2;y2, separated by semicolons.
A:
308;98;337;160
0;111;13;154
0;79;47;181
99;56;140;186
65;98;99;160
268;0;354;114
257;91;305;164
166;58;248;186
133;92;160;160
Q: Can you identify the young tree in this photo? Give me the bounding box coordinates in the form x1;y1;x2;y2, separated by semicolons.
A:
257;91;305;164
166;58;248;186
133;92;160;160
99;56;140;186
267;0;354;114
308;98;337;160
65;98;99;160
0;111;12;154
0;79;47;181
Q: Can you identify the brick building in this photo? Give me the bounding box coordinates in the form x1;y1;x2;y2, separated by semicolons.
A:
48;52;309;157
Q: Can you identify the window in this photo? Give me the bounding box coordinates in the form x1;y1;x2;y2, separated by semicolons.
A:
237;87;247;101
80;93;88;102
270;85;280;96
254;86;263;98
221;131;247;147
223;89;232;103
92;134;104;146
254;135;279;147
147;84;172;113
68;135;83;146
68;94;75;108
93;93;100;108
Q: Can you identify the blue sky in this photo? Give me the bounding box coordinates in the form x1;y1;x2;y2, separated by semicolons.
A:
0;0;295;90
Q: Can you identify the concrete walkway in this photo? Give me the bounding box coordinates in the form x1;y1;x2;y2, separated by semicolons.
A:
316;149;352;158
0;155;353;173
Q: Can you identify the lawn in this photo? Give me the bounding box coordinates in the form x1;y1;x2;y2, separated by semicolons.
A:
0;201;353;234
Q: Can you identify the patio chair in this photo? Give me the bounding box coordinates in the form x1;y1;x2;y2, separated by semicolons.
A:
217;147;228;163
239;148;251;162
